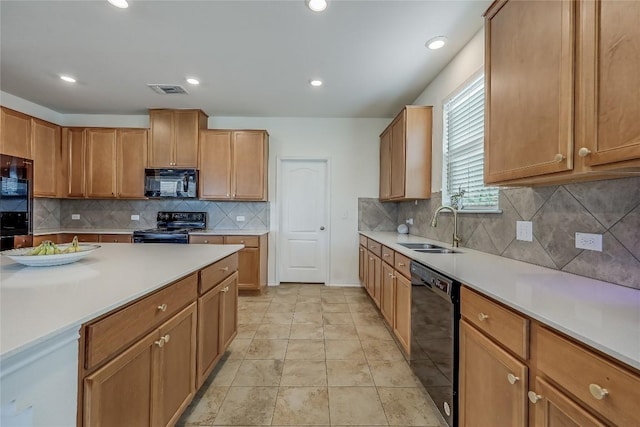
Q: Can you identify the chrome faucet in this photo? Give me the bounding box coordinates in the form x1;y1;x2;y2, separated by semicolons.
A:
431;206;461;247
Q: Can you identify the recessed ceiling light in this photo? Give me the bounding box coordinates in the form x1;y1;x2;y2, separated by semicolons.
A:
60;75;76;83
307;0;327;12
426;36;447;50
309;79;323;87
108;0;129;8
186;78;200;85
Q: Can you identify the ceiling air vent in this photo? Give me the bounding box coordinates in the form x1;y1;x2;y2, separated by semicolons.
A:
147;84;189;95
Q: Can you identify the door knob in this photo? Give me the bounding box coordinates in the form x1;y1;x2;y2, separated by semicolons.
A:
320;226;325;230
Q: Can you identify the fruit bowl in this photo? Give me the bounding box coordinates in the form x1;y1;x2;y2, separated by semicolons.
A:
1;244;100;267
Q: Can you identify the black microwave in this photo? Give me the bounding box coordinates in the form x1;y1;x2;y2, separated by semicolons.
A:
144;169;197;198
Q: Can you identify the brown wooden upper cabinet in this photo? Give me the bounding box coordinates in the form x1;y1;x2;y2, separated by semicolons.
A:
1;107;32;159
379;106;432;201
31;118;61;198
62;127;147;199
148;109;207;168
199;130;268;201
484;0;640;185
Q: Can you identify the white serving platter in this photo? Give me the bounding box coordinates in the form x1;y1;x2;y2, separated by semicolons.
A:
1;244;100;267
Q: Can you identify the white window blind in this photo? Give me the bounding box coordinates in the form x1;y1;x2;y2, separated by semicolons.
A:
443;74;498;210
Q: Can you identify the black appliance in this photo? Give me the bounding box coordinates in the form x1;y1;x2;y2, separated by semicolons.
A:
409;260;461;427
133;212;206;244
0;155;33;250
144;169;197;198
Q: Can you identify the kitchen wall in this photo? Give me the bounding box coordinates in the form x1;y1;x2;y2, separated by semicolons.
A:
359;177;640;290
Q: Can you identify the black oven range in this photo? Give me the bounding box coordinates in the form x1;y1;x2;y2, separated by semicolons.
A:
133;212;206;244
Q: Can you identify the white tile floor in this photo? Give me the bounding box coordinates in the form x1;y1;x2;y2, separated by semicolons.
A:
177;284;446;426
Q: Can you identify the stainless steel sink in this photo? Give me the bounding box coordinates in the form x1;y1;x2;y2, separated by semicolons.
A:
414;248;459;254
397;243;443;249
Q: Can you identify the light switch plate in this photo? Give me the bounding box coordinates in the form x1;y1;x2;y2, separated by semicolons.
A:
516;221;533;242
236;216;245;222
71;214;80;220
131;214;140;221
575;232;602;251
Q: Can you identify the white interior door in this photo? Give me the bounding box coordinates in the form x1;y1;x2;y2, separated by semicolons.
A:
279;159;328;283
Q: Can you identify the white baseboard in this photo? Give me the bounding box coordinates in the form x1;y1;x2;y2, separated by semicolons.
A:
267;282;362;288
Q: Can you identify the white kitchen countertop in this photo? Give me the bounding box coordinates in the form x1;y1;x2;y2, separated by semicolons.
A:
189;229;268;236
0;243;242;360
360;231;640;371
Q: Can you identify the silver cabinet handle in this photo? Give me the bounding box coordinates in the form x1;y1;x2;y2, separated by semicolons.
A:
398;262;405;267
507;373;520;384
220;266;229;272
383;253;390;257
155;338;165;348
527;391;542;404
478;312;489;321
222;286;230;293
157;304;168;312
163;334;170;344
554;153;565;162
578;147;592;157
203;240;209;243
589;383;609;400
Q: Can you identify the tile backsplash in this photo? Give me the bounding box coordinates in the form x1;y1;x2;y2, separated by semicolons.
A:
359;177;640;290
34;198;269;231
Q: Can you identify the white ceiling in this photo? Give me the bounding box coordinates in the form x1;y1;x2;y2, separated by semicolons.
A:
0;0;490;118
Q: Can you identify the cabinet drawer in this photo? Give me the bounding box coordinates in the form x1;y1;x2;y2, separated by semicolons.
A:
85;273;197;370
359;234;367;247
190;235;224;244
33;234;59;245
394;252;411;279
200;253;238;294
381;246;394;265
99;234;132;243
224;235;258;247
460;287;529;359
535;324;640;427
366;239;382;257
61;233;100;243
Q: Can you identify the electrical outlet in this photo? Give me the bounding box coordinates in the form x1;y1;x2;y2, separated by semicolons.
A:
575;232;602;251
236;216;245;222
516;221;533;242
71;214;80;220
406;218;414;225
131;214;140;221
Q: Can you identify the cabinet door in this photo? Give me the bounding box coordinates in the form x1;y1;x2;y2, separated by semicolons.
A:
1;107;31;159
220;273;238;349
84;331;156;427
365;252;375;298
380;263;395;326
372;255;381;308
154;303;197;427
393;273;411;354
577;0;640;167
99;234;132;243
485;0;574;183
197;285;222;387
149;110;174;168
32;118;60;197
173;110;199;167
358;246;366;284
117;129;147;198
379;129;391;200
86;129;117;198
66;128;86;197
232;131;266;200
389;114;406;199
531;377;605;427
459;320;527;427
199;131;232;199
237;247;260;290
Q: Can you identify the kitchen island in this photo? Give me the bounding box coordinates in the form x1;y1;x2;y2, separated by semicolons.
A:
0;243;242;427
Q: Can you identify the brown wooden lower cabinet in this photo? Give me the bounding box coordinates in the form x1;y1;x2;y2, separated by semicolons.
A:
197;272;238;388
189;234;268;292
60;233;100;243
365;252;381;307
393;273;411;355
358;245;366;283
33;234;59;245
380;262;395;326
99;234;132;243
459;320;528;427
531;377;606;427
81;254;239;427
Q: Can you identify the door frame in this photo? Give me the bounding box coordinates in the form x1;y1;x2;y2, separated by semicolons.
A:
275;156;331;285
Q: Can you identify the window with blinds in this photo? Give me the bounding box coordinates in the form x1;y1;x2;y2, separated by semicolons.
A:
443;73;498;210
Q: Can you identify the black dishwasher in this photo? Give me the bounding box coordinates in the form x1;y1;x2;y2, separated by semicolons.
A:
410;260;460;427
